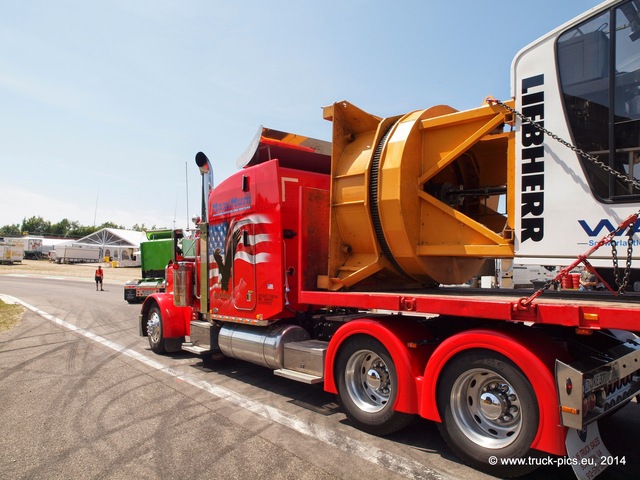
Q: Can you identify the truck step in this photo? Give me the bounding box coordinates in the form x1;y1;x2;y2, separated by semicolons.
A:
274;368;323;384
181;343;211;355
185;320;216;354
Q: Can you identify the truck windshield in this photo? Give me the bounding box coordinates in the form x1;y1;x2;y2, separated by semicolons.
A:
558;0;640;202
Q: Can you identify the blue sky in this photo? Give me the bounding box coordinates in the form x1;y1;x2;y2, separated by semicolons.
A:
0;0;599;232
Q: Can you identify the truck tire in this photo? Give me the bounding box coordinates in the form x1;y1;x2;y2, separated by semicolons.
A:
336;336;413;436
436;350;540;477
146;305;166;354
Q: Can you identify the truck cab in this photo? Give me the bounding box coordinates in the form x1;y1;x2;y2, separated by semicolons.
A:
204;158;329;324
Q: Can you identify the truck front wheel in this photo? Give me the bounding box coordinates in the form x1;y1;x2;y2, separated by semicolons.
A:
146;305;166;354
436;350;539;477
336;336;413;436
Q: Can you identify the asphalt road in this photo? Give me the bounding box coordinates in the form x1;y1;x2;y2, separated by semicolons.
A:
1;274;639;480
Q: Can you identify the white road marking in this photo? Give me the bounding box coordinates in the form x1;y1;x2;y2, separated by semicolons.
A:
0;294;449;480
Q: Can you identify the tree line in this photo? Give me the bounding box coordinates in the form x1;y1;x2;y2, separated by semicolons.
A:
0;216;158;239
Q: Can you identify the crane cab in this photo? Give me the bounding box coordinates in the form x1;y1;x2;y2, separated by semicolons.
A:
513;0;640;271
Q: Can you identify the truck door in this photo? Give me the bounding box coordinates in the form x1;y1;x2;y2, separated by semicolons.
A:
232;221;257;311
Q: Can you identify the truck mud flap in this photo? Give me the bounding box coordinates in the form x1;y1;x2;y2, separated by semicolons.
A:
556;338;640;430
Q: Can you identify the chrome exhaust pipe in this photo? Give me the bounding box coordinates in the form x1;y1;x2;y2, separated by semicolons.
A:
195;151;214;221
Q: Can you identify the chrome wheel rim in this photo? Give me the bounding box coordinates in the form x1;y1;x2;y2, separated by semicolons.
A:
450;368;523;449
344;349;391;413
147;311;161;345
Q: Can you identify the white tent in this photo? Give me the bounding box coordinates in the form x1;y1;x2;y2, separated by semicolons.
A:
74;228;147;264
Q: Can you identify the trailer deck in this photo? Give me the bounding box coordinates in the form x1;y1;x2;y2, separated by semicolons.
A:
299;287;640;331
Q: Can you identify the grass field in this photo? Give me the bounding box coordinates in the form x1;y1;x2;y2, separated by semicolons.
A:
0;299;24;334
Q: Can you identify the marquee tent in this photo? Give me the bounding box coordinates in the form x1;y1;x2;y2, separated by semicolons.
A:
74;228;147;263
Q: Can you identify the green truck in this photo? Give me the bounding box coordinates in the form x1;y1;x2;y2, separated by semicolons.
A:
124;229;194;303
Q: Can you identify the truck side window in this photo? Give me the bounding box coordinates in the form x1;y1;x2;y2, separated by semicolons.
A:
558;1;640;201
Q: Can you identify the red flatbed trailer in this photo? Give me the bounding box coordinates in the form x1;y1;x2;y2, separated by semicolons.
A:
299;288;640;329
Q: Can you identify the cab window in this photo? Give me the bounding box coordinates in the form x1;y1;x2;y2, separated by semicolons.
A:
558;1;640;201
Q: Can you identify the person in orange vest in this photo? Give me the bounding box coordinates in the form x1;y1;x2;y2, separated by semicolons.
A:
95;266;104;291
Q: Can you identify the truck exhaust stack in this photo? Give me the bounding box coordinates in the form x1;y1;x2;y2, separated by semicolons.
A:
195;151;214;220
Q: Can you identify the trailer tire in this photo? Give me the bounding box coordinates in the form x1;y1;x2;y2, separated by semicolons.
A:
336;336;413;436
436;350;540;477
146;305;166;354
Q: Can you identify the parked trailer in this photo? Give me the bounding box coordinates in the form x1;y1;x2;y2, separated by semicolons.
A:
1;236;45;259
139;2;640;478
54;246;100;264
0;242;24;264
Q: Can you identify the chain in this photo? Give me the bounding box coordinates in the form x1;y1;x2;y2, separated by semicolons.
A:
488;98;639;294
612;228;635;292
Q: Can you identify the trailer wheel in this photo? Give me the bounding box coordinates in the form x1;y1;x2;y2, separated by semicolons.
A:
146;305;166;354
336;336;413;436
436;350;539;477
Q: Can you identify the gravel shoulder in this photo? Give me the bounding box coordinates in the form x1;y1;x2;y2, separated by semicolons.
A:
0;259;142;284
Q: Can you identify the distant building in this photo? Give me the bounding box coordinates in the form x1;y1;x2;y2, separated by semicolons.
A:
73;228;147;264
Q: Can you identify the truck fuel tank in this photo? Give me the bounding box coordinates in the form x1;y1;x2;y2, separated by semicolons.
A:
218;323;310;370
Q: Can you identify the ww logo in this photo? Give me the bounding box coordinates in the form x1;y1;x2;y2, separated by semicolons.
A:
578;219;640;237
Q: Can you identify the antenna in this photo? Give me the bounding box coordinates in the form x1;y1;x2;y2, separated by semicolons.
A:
185;161;189;228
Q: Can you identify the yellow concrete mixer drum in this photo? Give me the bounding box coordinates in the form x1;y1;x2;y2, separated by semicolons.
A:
322;100;516;290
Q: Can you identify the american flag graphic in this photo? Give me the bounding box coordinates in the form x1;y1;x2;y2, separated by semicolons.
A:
209;221;229;256
208;214;272;290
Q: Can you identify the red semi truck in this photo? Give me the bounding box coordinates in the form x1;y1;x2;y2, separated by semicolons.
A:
139;1;640;477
